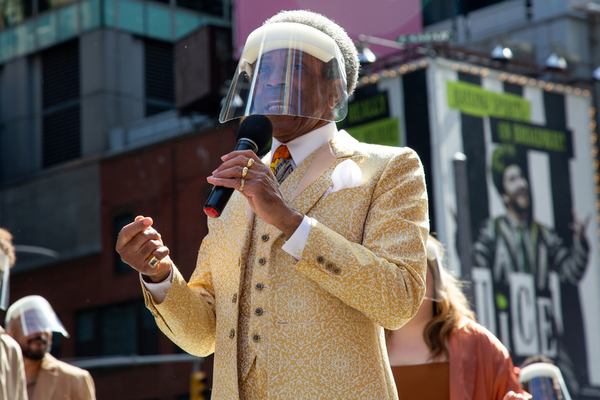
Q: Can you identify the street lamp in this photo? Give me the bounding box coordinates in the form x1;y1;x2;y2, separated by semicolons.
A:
491;44;513;62
357;43;377;64
545;52;568;71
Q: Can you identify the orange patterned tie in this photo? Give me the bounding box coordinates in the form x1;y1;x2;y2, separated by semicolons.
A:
270;145;293;184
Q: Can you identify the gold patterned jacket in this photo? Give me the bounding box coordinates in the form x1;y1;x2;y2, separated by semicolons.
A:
143;130;429;399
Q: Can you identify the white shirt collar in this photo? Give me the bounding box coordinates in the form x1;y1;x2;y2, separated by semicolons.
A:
270;122;337;167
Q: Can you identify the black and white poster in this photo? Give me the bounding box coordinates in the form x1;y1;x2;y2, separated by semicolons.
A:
427;58;600;399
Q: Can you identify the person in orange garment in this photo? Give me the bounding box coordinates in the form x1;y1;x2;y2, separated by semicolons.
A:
386;235;530;400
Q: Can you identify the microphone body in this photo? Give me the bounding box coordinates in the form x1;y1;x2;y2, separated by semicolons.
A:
204;139;259;218
204;115;273;218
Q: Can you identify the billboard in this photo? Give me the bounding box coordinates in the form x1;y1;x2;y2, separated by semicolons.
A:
428;58;600;399
344;57;600;399
234;0;422;57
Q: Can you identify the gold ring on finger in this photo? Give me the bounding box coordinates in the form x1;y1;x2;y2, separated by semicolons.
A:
147;255;159;268
241;166;249;179
240;178;245;191
247;158;255;168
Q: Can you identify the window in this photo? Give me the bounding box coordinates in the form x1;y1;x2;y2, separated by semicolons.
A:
0;0;33;29
423;0;507;26
462;0;506;13
41;39;80;167
50;332;62;358
144;39;174;116
76;300;159;357
423;0;460;26
177;0;224;17
38;0;79;14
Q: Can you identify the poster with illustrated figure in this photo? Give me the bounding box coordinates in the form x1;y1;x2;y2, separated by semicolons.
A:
426;58;600;399
340;57;600;398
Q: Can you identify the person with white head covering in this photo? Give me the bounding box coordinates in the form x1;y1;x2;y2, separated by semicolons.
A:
5;295;96;400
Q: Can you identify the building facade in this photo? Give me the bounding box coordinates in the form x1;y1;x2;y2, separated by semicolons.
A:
0;0;233;398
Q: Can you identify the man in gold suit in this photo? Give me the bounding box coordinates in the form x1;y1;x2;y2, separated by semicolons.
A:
117;10;429;400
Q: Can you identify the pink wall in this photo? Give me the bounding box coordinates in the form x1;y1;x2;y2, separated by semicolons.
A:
234;0;422;57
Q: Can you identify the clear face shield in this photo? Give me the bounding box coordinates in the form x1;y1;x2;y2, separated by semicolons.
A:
220;22;348;123
5;295;69;338
0;252;9;310
519;363;571;400
425;240;447;302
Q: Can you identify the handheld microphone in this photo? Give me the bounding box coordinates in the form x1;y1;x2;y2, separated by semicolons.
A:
204;115;273;218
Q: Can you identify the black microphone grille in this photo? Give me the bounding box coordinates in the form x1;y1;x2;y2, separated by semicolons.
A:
236;115;273;153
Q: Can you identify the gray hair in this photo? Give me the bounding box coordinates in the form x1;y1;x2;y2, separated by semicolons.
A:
264;10;359;96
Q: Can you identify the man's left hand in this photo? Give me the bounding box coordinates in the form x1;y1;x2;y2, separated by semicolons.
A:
207;150;304;237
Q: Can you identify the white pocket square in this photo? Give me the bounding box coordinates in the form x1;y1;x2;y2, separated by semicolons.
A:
325;159;362;196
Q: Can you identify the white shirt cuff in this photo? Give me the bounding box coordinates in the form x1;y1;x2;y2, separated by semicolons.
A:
282;216;313;260
141;267;173;304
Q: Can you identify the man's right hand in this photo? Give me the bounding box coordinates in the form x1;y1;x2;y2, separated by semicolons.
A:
115;216;172;282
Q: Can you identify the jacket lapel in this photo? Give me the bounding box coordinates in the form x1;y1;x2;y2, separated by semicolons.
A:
290;130;357;216
238;129;358;227
32;354;59;400
290;140;336;201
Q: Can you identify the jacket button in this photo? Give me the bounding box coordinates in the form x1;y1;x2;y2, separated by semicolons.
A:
261;234;270;242
332;266;341;275
258;258;267;265
316;256;325;264
229;328;235;339
255;282;264;290
232;293;238;303
254;307;263;316
325;262;334;270
252;333;261;342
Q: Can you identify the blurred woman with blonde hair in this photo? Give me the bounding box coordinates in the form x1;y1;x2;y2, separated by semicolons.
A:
386;235;530;400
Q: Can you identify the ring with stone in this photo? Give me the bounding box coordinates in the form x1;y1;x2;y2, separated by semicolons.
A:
247;158;255;168
241;167;249;179
147;255;159;268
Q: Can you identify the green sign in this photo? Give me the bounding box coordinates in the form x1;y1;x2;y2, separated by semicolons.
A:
447;81;531;122
345;117;400;147
490;117;573;157
344;92;389;126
